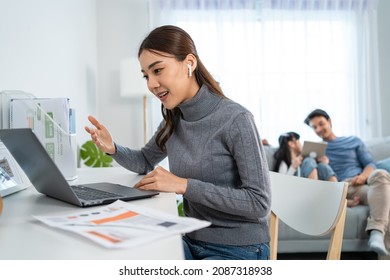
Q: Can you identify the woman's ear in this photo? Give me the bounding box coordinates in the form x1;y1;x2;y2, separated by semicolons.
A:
185;54;197;73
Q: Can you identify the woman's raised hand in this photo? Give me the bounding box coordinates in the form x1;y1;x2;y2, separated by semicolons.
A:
84;115;116;155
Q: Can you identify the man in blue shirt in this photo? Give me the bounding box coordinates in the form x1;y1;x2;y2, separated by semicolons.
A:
305;109;390;256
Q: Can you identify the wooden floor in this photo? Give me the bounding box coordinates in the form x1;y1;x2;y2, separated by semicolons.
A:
277;251;378;260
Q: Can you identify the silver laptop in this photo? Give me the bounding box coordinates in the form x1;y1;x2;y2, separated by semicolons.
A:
0;128;159;207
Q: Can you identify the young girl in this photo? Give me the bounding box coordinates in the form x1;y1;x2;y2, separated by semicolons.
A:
273;132;337;181
85;25;271;260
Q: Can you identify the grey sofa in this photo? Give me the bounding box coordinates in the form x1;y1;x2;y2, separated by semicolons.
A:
264;136;390;254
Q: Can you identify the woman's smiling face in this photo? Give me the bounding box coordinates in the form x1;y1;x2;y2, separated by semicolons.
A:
139;50;197;110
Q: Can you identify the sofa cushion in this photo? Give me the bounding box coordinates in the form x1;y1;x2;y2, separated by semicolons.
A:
264;146;277;170
366;136;390;162
344;205;369;239
376;158;390;173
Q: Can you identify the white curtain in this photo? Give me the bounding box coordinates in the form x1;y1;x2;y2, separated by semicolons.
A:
148;0;380;144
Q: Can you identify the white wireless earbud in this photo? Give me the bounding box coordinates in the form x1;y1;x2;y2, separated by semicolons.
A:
187;64;192;77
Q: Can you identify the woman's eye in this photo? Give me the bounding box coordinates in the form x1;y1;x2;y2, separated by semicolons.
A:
143;75;148;80
154;68;162;74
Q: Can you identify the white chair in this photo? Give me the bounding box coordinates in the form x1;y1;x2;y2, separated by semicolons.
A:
269;171;348;260
0;195;3;216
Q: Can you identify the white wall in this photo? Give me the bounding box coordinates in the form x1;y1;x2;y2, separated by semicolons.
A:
377;0;390;136
0;0;97;145
95;0;151;149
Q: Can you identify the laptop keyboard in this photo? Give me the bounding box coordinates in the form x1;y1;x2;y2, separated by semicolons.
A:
71;185;123;201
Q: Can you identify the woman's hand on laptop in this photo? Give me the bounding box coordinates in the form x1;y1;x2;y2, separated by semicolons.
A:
134;166;188;194
85;115;116;155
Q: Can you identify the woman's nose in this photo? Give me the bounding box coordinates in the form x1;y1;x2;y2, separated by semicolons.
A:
147;76;160;89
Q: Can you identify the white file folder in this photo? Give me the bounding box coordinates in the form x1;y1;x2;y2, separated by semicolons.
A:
9;97;77;180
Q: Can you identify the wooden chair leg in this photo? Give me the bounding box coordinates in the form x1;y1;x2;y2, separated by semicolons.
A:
269;211;279;260
326;199;347;260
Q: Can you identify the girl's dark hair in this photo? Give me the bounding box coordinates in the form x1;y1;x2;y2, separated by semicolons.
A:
138;25;225;152
273;132;300;172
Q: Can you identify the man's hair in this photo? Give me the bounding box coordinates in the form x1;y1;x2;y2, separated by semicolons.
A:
304;109;330;126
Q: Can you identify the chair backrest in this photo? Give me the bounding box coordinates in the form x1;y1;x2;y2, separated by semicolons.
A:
0;195;3;216
269;171;348;260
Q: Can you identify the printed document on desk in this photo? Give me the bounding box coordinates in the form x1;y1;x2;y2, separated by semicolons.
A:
34;200;211;249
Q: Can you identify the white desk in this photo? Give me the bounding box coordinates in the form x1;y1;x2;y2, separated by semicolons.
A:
0;167;184;260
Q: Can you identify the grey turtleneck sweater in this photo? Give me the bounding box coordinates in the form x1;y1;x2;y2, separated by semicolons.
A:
112;85;271;246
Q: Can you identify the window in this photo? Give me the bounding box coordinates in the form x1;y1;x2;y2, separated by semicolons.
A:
149;0;380;144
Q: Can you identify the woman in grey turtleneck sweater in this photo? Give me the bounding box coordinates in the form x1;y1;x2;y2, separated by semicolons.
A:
85;25;271;260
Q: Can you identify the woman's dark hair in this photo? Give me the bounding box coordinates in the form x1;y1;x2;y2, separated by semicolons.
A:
273;132;300;172
138;25;224;152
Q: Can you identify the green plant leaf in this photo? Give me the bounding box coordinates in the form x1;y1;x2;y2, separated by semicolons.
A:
80;140;113;167
177;200;185;217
